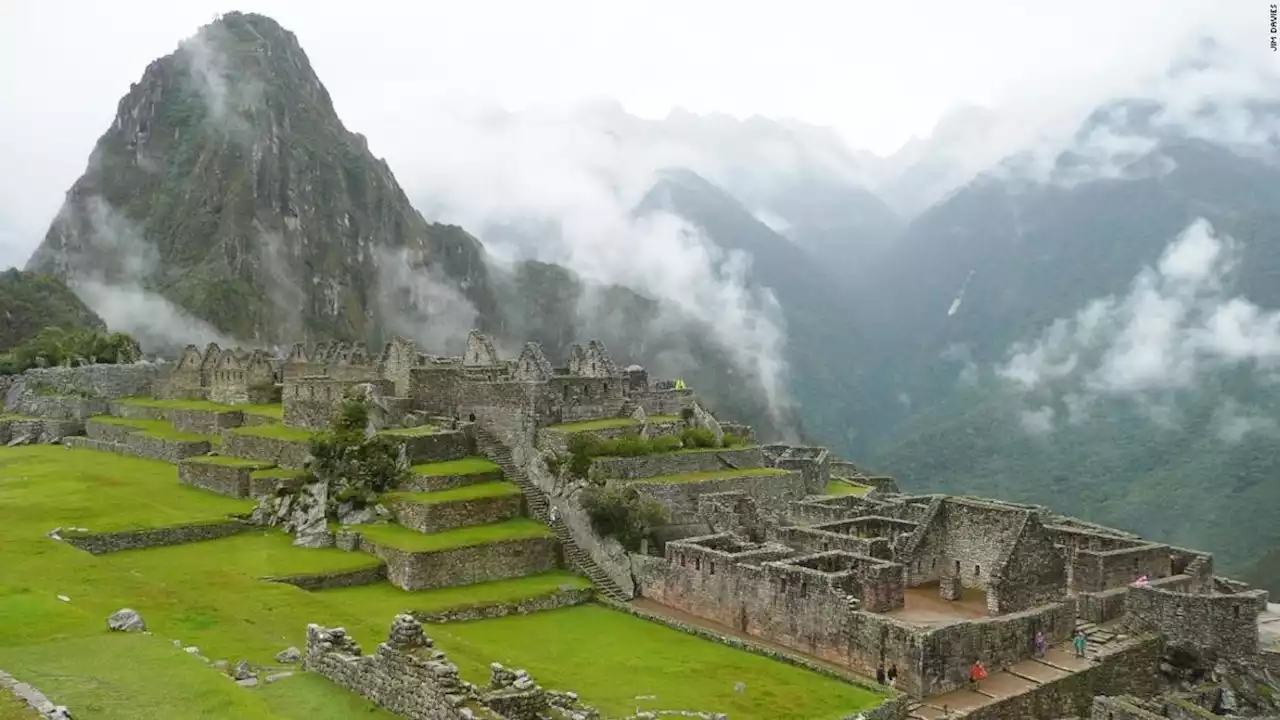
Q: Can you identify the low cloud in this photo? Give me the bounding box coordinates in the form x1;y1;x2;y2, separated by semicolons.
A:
385;103;795;426
998;218;1280;433
49;196;236;352
178;17;265;143
374;247;479;355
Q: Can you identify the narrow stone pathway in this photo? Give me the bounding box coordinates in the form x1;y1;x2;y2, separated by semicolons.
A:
906;621;1122;719
474;425;632;602
0;669;72;719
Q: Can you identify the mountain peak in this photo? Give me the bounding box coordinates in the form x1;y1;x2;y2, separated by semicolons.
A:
26;13;495;349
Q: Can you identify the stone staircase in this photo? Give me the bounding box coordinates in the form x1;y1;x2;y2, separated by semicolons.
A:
904;620;1127;719
475;427;632;602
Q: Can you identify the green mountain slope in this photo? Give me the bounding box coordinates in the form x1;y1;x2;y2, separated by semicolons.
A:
0;269;105;352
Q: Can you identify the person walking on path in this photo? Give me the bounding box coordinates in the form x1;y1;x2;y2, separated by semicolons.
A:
886;663;898;688
1073;630;1088;658
875;662;886;685
1034;630;1047;657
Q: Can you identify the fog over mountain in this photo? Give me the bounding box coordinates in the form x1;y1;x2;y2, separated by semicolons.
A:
4;1;1280;588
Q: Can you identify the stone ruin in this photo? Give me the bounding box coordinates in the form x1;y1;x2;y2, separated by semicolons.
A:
304;614;603;720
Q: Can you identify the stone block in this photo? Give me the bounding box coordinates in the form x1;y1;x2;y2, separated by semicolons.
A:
939;575;962;601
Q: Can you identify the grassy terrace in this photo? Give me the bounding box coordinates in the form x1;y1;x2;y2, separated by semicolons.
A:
431;605;884;718
89;416;215;443
0;688;39;719
0;444;886;719
356;518;551;552
547;414;680;433
825;480;872;496
376;424;439;438
0;446;253;532
313;571;591;615
410;457;499;476
635;467;790;485
117;397;284;420
229;423;316;442
384;482;522;506
593;443;760;460
250;467;308;481
184;455;274;469
0;413;39;422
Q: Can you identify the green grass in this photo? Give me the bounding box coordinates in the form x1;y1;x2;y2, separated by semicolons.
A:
0;687;38;719
430;605;885;719
312;571;591;615
546;417;636;432
0;444;889;719
636;468;790;485
117;397;284;420
377;424;439;438
0;446;253;532
385;482;521;506
89;416;213;443
0;414;39;422
250;467;308;480
230;424;316;443
547;415;683;433
357;518;552;552
825;480;871;496
410;457;499;476
185;456;274;469
593;444;762;460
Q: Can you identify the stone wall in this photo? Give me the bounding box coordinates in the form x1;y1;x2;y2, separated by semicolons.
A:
0;417;83;444
921;601;1075;696
10;393;109;420
986;514;1069;614
393;429;472;464
414;587;593;623
364;536;561;591
1124;584;1267;659
304;615;602;720
904;499;1034;591
632;470;808;525
220;432;312;468
632;387;695;416
546;375;627;423
1091;696;1167;720
958;635;1164;720
59;519;254;554
399;467;503;493
385;494;524;534
1071;541;1173;593
588;446;764;482
16;362;170;400
265;564;388;590
167;408;246;435
177;459;272;498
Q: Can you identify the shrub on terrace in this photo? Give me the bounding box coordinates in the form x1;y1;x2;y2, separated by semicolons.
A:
580;482;666;552
308;399;409;511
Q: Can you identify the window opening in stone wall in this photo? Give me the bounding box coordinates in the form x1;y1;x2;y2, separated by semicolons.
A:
591;361;597;373
603;383;609;393
974;564;981;577
695;557;701;571
563;385;569;400
954;560;960;575
709;561;715;575
1235;606;1240;619
800;581;808;598
1133;558;1139;572
931;558;937;569
780;577;788;593
680;554;686;567
823;542;830;551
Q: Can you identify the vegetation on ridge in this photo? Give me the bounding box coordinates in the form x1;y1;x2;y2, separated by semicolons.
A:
0;326;141;376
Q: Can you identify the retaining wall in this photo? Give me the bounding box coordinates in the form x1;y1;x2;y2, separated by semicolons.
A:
59;519;255;554
365;536;561;592
385;493;524;534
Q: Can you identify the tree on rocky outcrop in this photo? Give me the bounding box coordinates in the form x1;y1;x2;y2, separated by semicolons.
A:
308;398;410;521
0;326;141;375
580;482;665;552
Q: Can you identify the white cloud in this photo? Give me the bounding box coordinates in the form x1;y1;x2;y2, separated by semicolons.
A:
999;218;1280;432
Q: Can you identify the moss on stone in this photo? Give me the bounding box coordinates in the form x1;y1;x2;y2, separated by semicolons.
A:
357;518;552;552
410;457;501;476
377;424;439;438
825;480;871;496
384;482;522;506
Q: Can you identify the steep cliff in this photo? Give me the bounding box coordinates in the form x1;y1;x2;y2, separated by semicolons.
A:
26;12;496;346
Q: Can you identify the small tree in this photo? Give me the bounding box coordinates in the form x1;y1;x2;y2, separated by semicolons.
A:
580;482;666;552
308;399;409;513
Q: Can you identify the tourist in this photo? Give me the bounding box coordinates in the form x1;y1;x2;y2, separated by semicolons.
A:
1034;630;1046;657
875;662;885;685
1073;630;1087;658
468;412;476;423
549;505;559;526
968;660;986;690
886;663;898;688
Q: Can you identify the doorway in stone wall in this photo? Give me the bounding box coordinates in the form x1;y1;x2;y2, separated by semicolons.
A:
737;605;748;633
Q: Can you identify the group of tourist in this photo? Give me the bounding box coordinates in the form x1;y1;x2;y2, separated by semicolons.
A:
874;662;898;687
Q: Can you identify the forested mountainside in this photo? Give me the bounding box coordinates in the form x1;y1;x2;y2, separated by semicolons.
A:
848;102;1280;586
0;269;105;352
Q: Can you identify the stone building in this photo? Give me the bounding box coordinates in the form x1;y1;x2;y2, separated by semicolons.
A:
157;344;279;406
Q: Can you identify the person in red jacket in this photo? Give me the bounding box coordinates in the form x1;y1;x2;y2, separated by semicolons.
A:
968;660;987;690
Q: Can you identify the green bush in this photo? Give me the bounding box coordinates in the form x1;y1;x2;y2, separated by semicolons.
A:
308;399;409;512
0;326;141;375
722;433;743;448
580;482;666;552
680;427;718;449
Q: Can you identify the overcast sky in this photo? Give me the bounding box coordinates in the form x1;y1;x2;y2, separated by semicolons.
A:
0;0;1260;270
